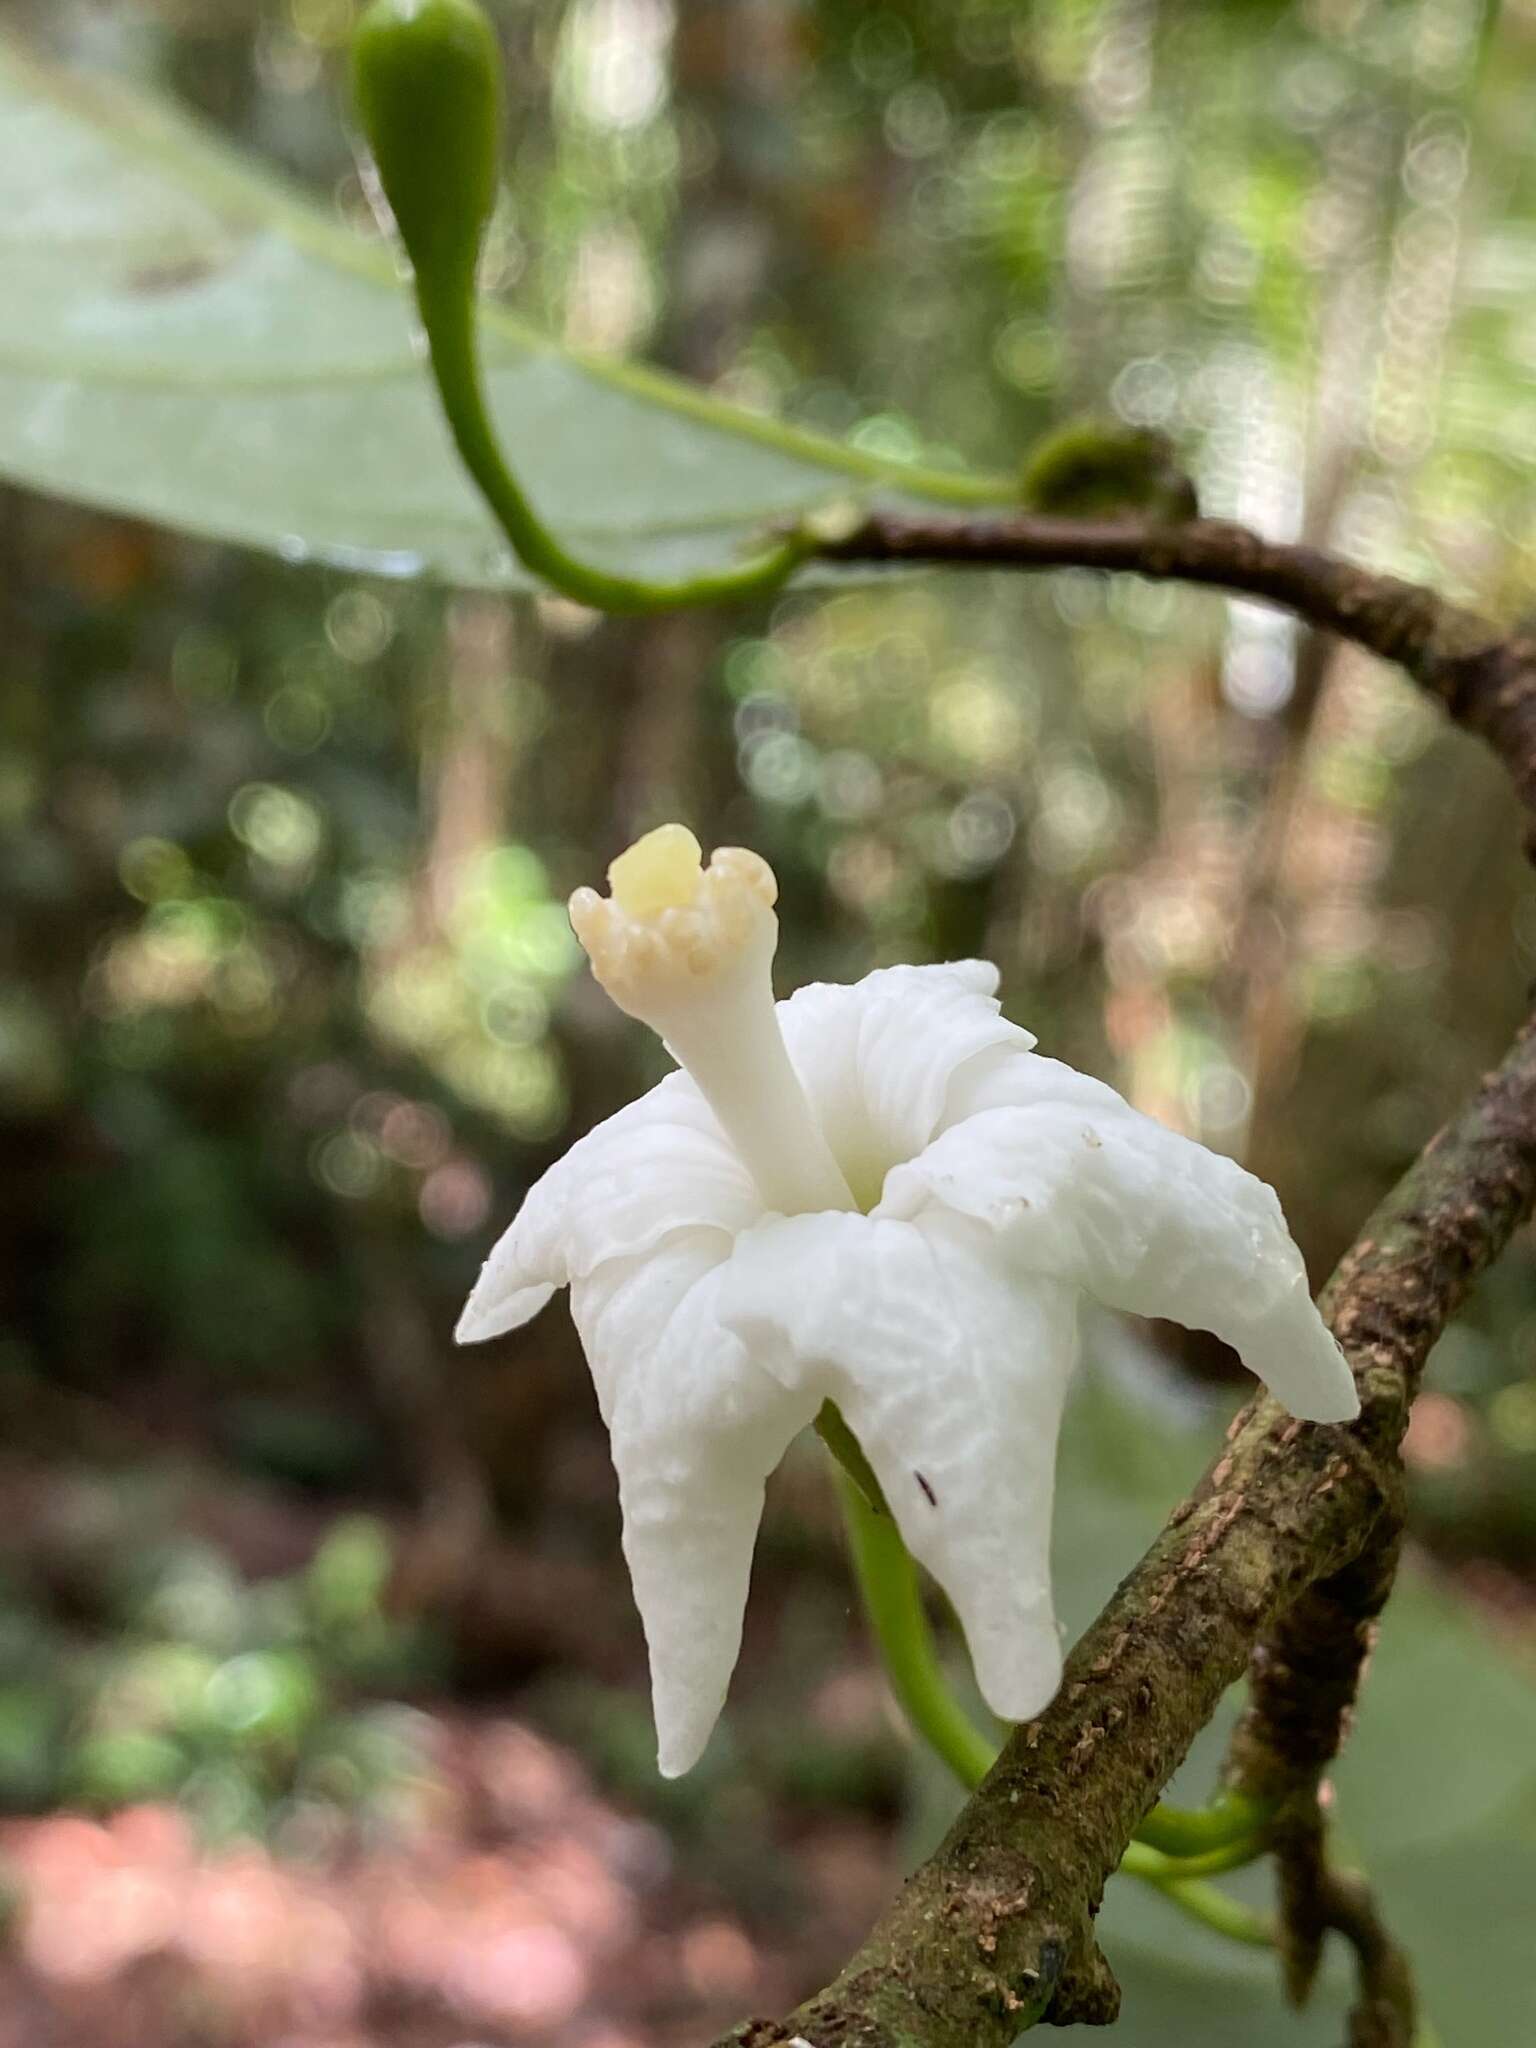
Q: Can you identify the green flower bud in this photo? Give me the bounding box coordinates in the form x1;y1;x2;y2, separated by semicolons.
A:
351;0;501;291
350;0;805;613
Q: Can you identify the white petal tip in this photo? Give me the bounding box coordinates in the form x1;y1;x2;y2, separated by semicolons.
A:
1278;1331;1361;1424
970;1618;1064;1726
651;1687;722;1778
655;1734;707;1779
1252;1316;1361;1426
981;1667;1064;1726
452;1280;556;1347
1293;1380;1362;1426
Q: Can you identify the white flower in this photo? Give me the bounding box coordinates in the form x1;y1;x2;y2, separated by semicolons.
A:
457;826;1358;1776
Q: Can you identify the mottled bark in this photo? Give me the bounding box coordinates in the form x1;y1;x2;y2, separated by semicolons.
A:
1223;1541;1404;2000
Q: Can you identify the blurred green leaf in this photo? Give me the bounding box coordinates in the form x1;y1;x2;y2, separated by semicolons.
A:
72;1728;187;1808
305;1515;393;1631
202;1648;324;1754
0;42;1007;590
221;1396;380;1490
0;1684;63;1808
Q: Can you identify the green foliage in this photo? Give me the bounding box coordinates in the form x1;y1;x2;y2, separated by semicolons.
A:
0;40;1006;592
0;1516;428;1841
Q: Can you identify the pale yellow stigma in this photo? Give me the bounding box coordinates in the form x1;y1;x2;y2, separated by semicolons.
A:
608;824;704;918
568;829;778;1021
567;825;854;1216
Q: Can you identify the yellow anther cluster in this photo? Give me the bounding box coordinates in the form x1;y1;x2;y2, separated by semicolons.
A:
569;828;777;1023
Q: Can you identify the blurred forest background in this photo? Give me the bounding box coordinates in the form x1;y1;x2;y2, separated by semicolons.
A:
2;0;1536;2042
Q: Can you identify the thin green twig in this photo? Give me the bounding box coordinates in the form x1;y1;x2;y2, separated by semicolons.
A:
1120;1834;1270;1882
1149;1877;1275;1948
415;274;812;613
1133;1792;1272;1858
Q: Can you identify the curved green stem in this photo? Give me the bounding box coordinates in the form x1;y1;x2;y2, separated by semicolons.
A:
1148;1877;1275;1948
815;1400;885;1514
1120;1833;1269;1882
1132;1791;1272;1858
831;1457;997;1792
414;270;811;613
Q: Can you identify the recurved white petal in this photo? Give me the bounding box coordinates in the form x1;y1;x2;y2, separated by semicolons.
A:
455;1071;759;1344
879;1098;1358;1424
721;1208;1074;1723
572;1235;815;1776
776;962;1035;1207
